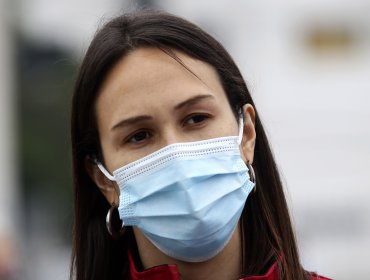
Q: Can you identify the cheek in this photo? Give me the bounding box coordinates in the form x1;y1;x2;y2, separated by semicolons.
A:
222;115;240;137
99;135;125;172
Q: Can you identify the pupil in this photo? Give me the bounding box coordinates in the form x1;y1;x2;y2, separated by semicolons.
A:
134;131;147;141
192;115;204;123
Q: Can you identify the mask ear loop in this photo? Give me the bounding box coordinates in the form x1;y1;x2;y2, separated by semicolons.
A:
237;110;244;145
95;159;115;181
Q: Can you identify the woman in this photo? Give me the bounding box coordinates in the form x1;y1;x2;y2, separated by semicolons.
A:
70;11;331;280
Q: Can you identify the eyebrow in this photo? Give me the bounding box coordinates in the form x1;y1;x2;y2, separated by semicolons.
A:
174;94;215;111
111;115;153;131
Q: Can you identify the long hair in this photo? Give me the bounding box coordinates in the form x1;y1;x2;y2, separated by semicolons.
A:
70;11;309;280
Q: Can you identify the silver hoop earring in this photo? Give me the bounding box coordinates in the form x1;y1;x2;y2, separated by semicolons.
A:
246;161;257;192
106;203;125;239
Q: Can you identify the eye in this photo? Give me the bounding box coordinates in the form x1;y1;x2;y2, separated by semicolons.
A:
183;114;210;126
127;130;151;144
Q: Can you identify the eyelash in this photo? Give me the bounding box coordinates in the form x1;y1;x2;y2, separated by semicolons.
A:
126;130;153;144
182;113;211;127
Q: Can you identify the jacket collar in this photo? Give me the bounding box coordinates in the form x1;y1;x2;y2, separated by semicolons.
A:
128;251;279;280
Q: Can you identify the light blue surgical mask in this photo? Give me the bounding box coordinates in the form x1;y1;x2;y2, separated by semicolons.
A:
97;115;255;262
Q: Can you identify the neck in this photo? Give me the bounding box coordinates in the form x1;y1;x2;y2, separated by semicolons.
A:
133;225;242;280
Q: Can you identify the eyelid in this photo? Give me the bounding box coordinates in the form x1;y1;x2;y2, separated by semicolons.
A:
182;112;212;126
123;129;153;145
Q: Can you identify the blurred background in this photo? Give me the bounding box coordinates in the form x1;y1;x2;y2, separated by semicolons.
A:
0;0;369;279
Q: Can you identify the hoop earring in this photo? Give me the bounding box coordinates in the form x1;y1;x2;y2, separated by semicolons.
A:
246;161;257;192
106;203;125;239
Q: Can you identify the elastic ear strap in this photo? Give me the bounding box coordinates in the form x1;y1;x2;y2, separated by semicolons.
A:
96;161;115;181
237;110;244;145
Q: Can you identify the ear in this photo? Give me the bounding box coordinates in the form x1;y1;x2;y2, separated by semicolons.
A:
84;156;120;206
240;104;256;164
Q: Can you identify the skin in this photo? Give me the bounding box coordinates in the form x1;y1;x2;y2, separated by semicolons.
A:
86;47;256;280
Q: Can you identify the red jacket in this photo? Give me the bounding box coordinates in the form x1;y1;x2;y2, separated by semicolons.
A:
128;253;332;280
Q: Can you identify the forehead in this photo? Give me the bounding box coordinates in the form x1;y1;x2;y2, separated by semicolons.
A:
95;47;228;124
98;47;224;95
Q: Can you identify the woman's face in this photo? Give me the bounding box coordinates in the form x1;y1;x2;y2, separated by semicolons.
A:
87;47;256;267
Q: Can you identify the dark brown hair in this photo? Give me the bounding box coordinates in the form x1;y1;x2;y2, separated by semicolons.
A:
71;11;309;280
